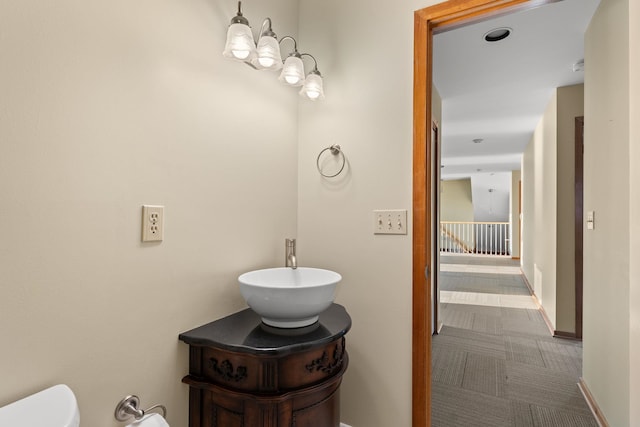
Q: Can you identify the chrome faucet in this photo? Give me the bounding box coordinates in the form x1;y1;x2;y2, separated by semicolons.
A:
285;238;297;269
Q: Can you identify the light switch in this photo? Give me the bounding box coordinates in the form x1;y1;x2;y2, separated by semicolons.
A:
586;211;594;230
373;209;407;235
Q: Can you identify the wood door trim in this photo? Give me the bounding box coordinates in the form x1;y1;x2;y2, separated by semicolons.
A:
412;1;561;425
575;116;584;339
412;11;430;426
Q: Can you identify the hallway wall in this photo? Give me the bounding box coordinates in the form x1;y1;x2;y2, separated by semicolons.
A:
521;85;583;334
630;2;640;423
510;170;521;258
441;179;474;222
522;142;535;288
471;172;511;222
583;0;634;425
522;90;558;323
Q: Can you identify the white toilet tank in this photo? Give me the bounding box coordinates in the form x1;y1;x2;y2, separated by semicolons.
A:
0;384;80;427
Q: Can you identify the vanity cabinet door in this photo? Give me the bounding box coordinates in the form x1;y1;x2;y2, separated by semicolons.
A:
201;390;246;427
291;387;341;427
194;379;342;427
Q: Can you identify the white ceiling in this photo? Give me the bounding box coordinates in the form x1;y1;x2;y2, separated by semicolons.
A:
433;0;600;179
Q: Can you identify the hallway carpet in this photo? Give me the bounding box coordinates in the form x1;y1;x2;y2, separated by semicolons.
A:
432;255;597;427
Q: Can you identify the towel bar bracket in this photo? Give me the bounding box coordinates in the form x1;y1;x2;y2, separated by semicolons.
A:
114;394;167;422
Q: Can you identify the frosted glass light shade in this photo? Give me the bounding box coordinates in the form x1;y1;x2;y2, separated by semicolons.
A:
300;73;324;100
251;35;282;70
222;23;256;61
278;55;305;86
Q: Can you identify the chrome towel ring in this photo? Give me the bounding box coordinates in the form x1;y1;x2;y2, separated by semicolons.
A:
316;144;346;178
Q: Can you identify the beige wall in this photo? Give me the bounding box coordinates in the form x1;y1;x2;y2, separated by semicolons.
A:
297;0;440;425
522;142;535;283
523;91;557;322
0;0;299;425
583;0;632;425
440;179;474;222
630;2;640;424
510;170;521;258
521;85;583;333
541;91;558;326
440;179;474;253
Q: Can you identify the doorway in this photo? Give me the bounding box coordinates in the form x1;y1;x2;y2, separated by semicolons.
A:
411;1;563;425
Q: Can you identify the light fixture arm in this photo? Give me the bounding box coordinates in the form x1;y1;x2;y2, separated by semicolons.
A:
300;53;321;75
279;36;300;55
259;18;276;38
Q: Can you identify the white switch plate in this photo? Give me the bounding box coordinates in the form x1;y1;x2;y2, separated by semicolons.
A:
373;209;407;235
586;210;595;230
142;205;164;242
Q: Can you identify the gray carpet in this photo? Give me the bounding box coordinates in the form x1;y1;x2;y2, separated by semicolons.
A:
432;256;596;427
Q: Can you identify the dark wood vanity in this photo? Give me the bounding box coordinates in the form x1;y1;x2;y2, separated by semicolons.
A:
179;304;351;427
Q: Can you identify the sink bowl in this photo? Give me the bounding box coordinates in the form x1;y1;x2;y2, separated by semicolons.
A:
238;267;342;328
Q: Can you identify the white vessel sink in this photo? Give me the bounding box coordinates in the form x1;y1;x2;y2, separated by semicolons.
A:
238;267;342;328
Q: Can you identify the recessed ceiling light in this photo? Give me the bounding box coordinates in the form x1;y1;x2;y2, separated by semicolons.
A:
484;27;512;43
473;138;484;144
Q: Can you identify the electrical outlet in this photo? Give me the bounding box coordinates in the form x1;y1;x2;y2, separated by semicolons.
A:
373;209;407;235
142;205;164;242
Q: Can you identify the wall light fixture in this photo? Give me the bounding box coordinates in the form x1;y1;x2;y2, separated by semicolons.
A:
222;1;324;101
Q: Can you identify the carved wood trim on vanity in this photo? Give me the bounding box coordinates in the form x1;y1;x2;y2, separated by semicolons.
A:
189;336;347;392
209;358;248;383
305;337;345;376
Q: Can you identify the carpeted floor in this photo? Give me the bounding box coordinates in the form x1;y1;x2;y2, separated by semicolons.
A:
432;255;597;427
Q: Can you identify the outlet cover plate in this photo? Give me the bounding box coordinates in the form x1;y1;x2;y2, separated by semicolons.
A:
142;205;164;242
373;209;407;235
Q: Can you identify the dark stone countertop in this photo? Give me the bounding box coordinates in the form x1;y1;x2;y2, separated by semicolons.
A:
179;303;351;356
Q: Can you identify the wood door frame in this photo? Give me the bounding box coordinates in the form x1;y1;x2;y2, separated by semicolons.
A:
412;1;562;425
575;116;584;339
